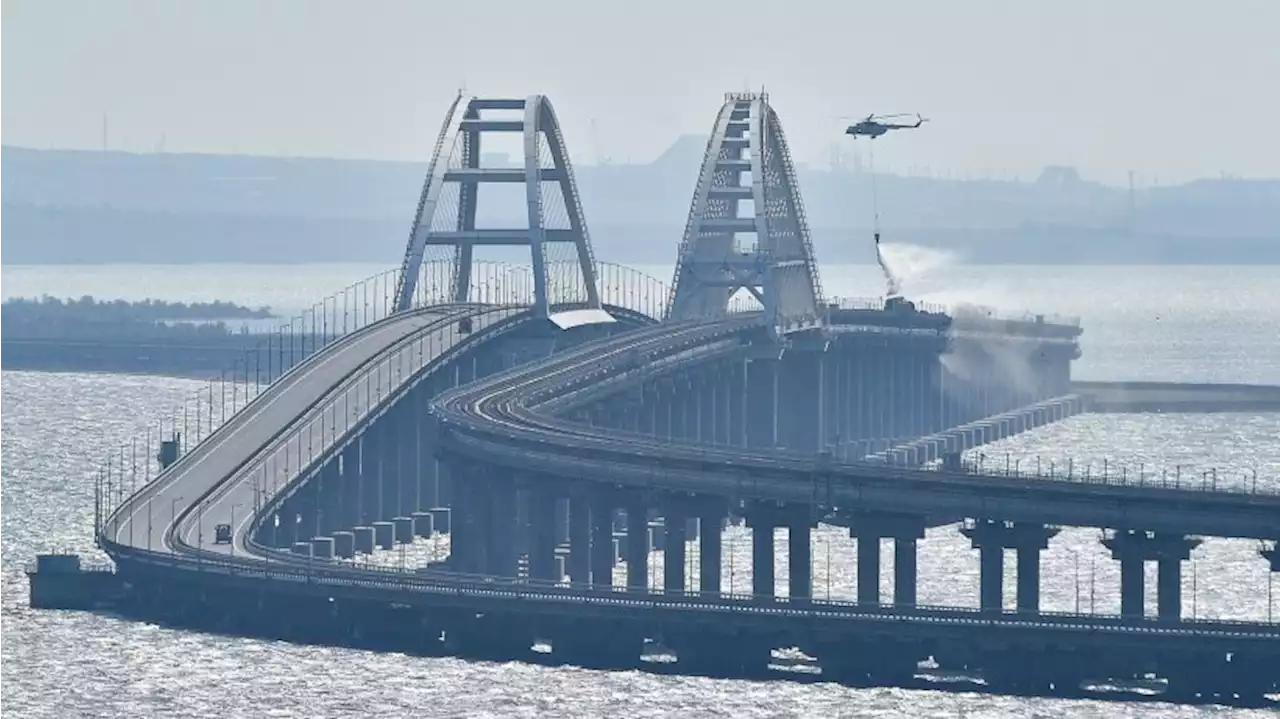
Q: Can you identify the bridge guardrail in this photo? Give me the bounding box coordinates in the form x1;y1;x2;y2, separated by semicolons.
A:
103;539;1280;635
96;260;679;547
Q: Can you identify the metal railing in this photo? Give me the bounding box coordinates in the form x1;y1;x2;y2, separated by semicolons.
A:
104;540;1280;634
935;455;1274;496
95;259;683;542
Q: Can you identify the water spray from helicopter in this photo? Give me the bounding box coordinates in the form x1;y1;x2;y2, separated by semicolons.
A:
843;112;927;301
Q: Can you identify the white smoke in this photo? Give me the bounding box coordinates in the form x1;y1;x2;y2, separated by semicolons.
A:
875;240;902;297
939;302;1042;412
875;240;957;299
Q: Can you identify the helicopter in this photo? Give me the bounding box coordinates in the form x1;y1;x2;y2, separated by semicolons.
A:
844;113;927;139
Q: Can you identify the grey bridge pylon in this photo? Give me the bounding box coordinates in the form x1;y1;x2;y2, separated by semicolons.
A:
394;94;602;318
667;92;825;336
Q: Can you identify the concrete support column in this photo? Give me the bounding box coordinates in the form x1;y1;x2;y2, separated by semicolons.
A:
727;359;747;447
527;486;558;582
672;378;690;442
788;519;812;602
1119;555;1144;618
978;544;1004;612
851;514;926;607
893;537;918;608
625;498;649;591
1157;557;1182;620
963;520;1059;614
568;493;591;584
745;357;778;449
397;401;419;515
638;388;657;436
1104;530;1200;621
1015;543;1043;614
822;351;841;451
698;506;723;595
379;412;401;521
339;443;361;531
315;459;342;537
699;376;716;444
710;364;729;446
358;430;381;525
779;351;822;452
856;533;880;605
448;462;482;573
654;383;672;440
293;482;318;545
747;516;776;600
487;478;518;578
664;502;688;594
589;493;614;588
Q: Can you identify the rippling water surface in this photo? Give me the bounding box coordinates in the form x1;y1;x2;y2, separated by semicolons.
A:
3;264;1279;717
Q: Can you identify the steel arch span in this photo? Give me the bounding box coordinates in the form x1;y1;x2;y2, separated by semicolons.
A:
394;94;603;319
666;92;824;336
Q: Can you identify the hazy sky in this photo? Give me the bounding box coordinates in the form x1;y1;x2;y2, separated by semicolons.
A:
4;0;1277;184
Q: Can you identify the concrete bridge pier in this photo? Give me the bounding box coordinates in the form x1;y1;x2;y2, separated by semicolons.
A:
850;514;927;607
635;386;656;436
290;482;319;548
1103;530;1202;620
788;513;814;602
745;356;779;449
666;375;687;442
961;520;1059;613
664;500;689;594
697;374;717;444
525;482;559;582
708;360;731;446
778;349;823;453
445;462;483;573
314;458;342;537
744;504;780;599
566;491;591;584
485;476;518;578
589;491;615;588
357;431;382;526
338;443;361;531
697;500;726;595
625;495;649;591
744;502;816;602
654;379;675;441
379;411;405;521
395;401;421;518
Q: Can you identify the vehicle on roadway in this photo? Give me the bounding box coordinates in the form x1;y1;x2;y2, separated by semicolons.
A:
214;523;232;545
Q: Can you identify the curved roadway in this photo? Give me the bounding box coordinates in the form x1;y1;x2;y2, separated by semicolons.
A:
434;319;1280;540
96;304;1279;651
105;303;524;557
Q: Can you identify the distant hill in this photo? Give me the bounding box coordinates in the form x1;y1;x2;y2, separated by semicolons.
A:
3;144;1277;265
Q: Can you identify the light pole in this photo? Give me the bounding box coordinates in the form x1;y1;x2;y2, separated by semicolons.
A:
1072;549;1081;613
1089;557;1096;613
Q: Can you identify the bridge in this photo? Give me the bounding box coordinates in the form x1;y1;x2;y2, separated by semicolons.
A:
37;93;1279;705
